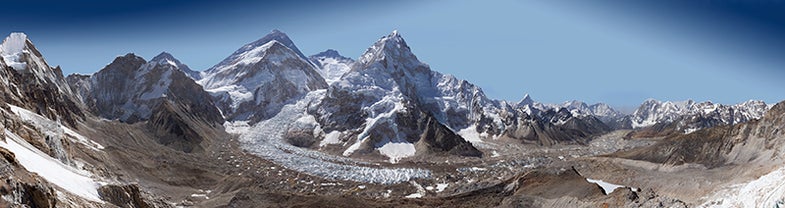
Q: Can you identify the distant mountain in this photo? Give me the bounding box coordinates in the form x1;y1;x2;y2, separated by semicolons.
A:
626;99;770;138
308;49;354;84
199;30;327;123
616;100;785;167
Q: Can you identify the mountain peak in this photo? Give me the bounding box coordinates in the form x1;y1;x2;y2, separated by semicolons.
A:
358;30;415;65
381;30;406;45
148;51;200;79
312;49;344;59
151;51;175;62
246;29;307;61
1;32;35;70
517;94;534;106
115;53;145;63
209;29;312;72
150;51;182;67
1;32;29;54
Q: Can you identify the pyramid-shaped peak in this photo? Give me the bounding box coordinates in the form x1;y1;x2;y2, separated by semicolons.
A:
147;51;199;78
150;51;186;68
258;30;292;44
517;94;534;106
210;29;311;71
380;30;406;44
244;29;307;60
358;30;416;64
151;51;176;62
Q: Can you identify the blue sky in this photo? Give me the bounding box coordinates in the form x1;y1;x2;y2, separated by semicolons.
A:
3;0;784;109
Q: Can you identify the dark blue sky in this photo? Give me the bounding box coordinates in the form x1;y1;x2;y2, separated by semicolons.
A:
3;0;784;108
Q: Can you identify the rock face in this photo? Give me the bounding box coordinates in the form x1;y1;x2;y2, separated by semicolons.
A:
308;49;354;85
70;52;224;152
98;184;166;208
199;30;327;123
0;33;91;165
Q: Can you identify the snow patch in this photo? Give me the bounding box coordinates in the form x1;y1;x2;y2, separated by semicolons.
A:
457;125;484;145
684;127;699;134
586;178;624;195
404;193;422;198
1;130;102;202
377;142;416;163
320;131;342;147
139;69;173;100
435;183;448;193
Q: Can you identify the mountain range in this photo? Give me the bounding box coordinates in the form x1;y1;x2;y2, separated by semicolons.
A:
0;30;781;207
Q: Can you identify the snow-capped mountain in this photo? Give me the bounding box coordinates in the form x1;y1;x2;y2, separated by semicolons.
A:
199;30;327;123
0;33;85;127
630;99;770;133
73;52;218;122
311;30;484;160
308;49;354;85
516;94;535;107
69;52;223;152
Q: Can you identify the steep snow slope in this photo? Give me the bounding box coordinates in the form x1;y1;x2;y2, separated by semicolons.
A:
8;104;104;151
309;49;354;84
1;129;102;202
699;166;785;208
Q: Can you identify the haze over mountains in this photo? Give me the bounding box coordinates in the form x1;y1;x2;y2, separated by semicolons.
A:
0;30;782;207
